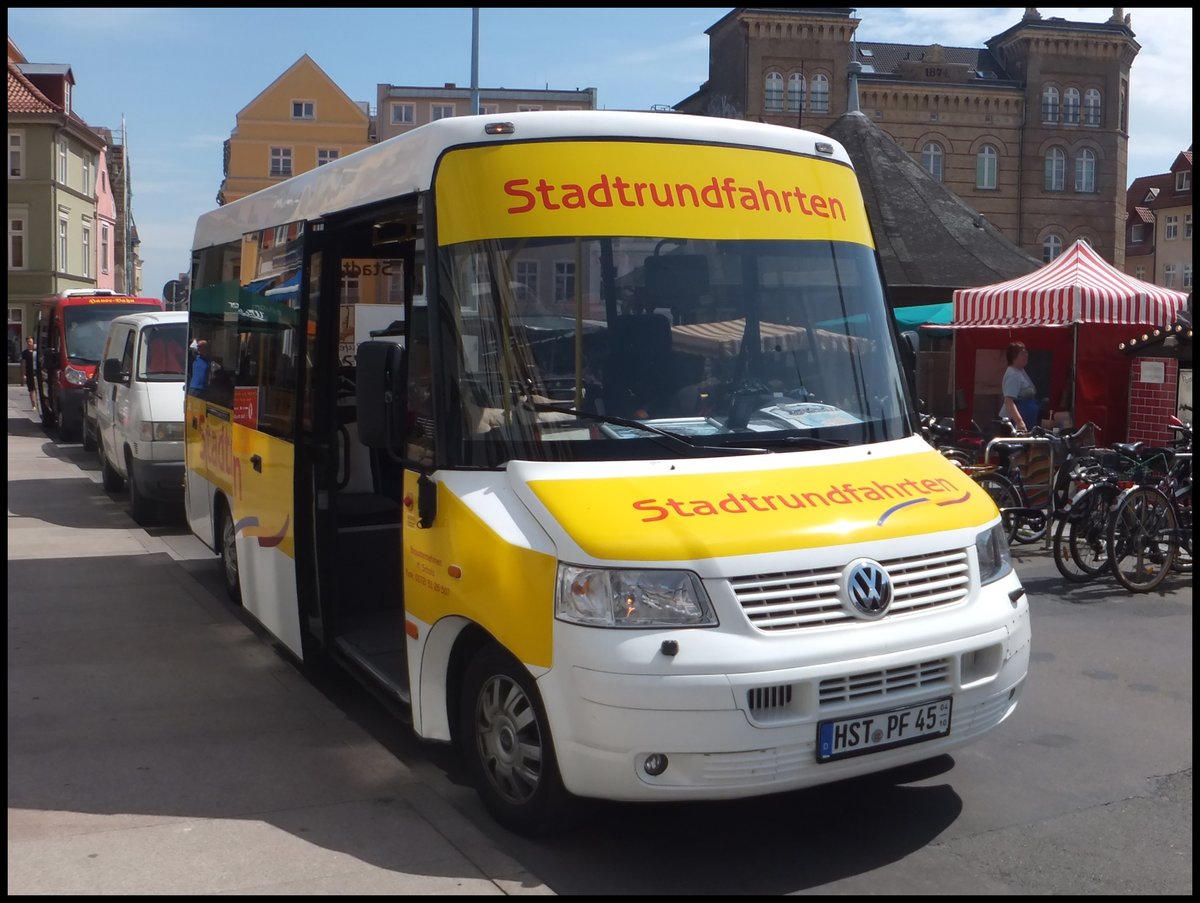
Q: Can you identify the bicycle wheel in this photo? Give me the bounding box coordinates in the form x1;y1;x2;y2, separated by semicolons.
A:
1052;515;1092;582
1067;482;1121;580
975;473;1021;544
1106;485;1177;593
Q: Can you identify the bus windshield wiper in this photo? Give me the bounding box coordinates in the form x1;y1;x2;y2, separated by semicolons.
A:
523;402;767;456
725;435;849;449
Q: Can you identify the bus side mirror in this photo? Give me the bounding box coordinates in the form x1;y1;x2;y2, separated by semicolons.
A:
355;340;406;454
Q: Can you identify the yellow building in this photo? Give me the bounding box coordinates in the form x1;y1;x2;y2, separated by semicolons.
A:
217;54;372;206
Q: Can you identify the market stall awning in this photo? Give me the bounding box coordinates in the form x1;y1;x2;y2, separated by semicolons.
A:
952;240;1188;327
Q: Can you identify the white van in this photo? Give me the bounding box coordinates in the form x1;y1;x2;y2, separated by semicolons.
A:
93;310;189;523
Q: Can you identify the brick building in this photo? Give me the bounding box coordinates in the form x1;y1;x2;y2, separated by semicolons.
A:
675;7;1139;268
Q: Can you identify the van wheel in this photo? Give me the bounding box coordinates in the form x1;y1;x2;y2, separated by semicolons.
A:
217;500;242;605
100;442;125;491
458;645;577;837
126;451;156;525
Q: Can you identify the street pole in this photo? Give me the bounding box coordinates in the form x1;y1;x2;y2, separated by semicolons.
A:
470;8;480;115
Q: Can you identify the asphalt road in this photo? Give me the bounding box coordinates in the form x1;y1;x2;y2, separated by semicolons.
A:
8;388;1192;894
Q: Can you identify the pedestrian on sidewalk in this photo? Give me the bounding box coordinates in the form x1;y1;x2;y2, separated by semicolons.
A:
20;336;37;410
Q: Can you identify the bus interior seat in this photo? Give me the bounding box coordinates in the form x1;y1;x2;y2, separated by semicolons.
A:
604;313;674;418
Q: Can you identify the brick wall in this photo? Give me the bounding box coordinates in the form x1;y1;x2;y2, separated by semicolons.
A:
1126;357;1179;444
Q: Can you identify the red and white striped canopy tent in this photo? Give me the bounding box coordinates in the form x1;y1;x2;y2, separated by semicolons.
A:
952;239;1187;327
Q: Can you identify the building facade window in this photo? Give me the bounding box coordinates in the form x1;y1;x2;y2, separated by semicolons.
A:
390;103;414;125
1163;263;1177;288
1074;149;1096;193
1063;87;1080;126
317;149;339;166
1042;86;1060;124
764;71;784;112
515;260;538;297
1134;266;1146;281
270;147;293;177
809;74;830;113
82;156;91;196
554;261;576;303
1164;215;1179;240
1045;147;1066;191
921;142;943;181
58;140;68;183
517;104;543;112
786;72;805;112
58;216;69;271
479;103;499;115
1185;213;1193;239
1185;264;1193;290
1083;88;1102;127
1131;223;1147;243
976;145;998;189
82;225;91;278
101;225;110;274
1042;234;1063;263
431;104;455;121
8;132;23;178
291;101;315;120
1177;171;1192;192
8;210;26;269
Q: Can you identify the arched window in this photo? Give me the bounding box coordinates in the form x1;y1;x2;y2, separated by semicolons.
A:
764;72;784;112
810;74;830;113
1084;88;1102;127
921;142;944;181
787;72;805;113
1075;149;1096;193
976;145;998;190
1042;234;1063;263
1064;88;1080;126
1044;147;1066;191
1042;86;1060;124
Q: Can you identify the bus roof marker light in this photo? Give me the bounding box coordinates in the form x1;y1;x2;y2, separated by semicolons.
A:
815;142;835;155
484;122;516;135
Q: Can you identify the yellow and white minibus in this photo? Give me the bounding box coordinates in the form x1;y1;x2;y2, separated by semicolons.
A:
185;111;1030;835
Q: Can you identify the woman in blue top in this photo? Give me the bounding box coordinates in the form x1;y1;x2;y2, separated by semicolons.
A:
999;341;1040;433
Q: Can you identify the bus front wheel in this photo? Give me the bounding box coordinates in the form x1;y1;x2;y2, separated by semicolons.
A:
458;645;575;836
217;499;242;606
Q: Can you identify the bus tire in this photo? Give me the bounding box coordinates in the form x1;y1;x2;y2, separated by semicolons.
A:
459;644;576;837
217;498;242;606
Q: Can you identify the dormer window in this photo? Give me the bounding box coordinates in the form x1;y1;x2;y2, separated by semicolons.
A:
64;81;71;114
1176;171;1191;192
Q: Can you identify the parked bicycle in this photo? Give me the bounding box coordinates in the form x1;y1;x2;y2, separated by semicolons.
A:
1105;418;1192;593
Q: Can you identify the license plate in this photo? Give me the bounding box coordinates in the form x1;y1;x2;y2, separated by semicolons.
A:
816;697;952;762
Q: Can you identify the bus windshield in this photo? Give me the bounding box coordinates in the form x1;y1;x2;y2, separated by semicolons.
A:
441;235;909;466
63;304;161;363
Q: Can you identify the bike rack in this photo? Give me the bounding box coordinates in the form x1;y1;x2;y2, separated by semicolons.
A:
984;434;1058;548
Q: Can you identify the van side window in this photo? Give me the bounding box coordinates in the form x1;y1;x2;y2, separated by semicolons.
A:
120;330;135;377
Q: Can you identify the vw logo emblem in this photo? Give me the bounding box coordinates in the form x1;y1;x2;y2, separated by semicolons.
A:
841;559;893;619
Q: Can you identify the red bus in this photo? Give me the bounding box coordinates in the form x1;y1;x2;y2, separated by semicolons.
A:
36;290;164;440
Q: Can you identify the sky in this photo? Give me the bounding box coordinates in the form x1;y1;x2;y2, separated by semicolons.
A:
9;7;1193;301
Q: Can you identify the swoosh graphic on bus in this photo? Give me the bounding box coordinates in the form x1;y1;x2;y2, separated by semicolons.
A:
233;515;291;547
876;497;929;526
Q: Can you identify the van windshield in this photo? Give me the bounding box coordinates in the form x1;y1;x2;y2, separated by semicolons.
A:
137;323;188;381
438;236;910;466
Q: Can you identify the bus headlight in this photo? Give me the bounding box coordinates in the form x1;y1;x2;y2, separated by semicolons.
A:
975;522;1013;585
139;421;185;441
556;565;717;628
